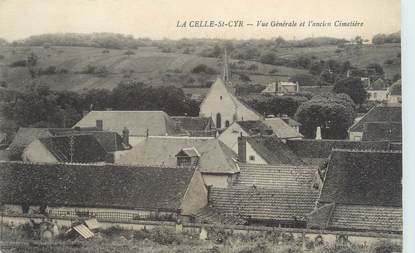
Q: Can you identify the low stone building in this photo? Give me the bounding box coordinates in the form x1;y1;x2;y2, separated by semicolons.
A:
0;162;207;223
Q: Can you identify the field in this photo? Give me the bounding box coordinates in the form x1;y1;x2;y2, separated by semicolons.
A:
0;46;308;92
0;43;400;95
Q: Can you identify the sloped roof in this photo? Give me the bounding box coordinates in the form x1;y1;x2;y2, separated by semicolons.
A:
349;105;401;132
7;128;76;158
368;78;388;90
209;186;318;222
264;118;303;139
362;122;402;142
237;121;273;136
171;116;215;131
236;164;319;189
73;111;183;136
194;206;247;225
0;161;196;211
37;135;108;163
118;137;239;174
261;82;277;93
328;204;402;233
246;136;304;165
319;150;402;207
389;80;401;96
87;131;130;152
280;116;301;127
286;139;391;159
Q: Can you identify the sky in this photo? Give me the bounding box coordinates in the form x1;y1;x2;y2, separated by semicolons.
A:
0;0;400;41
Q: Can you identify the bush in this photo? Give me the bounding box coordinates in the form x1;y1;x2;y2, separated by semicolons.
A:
38;66;58;75
150;227;183;245
81;65;109;77
191;64;218;75
124;50;135;56
247;64;258;71
239;73;251;82
9;60;27;67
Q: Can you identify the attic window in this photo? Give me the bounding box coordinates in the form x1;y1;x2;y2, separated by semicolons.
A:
225;120;230;127
249;155;255;161
220;96;223;100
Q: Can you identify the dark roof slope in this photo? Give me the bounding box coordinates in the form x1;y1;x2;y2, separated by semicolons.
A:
246;136;304;165
238;121;273;136
319;150;402;207
368;78;388;90
171;116;215;131
286;139;391;159
87;131;130;152
38;135;108;163
7;128;75;158
237;164;319;189
349;106;401;132
0;162;195;211
209;186;318;222
362;122;402;142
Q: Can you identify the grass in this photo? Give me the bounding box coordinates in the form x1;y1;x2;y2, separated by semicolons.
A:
0;224;402;253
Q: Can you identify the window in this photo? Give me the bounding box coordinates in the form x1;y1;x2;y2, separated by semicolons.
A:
177;157;191;167
216;113;222;129
225;120;230;127
249;155;255;161
220;96;223;100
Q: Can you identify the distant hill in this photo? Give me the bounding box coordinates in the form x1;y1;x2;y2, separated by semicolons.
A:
0;42;401;93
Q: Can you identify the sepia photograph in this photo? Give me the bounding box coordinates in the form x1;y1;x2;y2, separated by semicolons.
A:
0;0;407;252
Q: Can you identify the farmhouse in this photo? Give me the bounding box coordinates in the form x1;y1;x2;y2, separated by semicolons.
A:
237;135;303;165
22;134;108;164
196;164;320;227
348;105;401;141
0;162;207;223
116;136;239;187
261;81;299;95
199;78;262;130
171;116;216;137
308;150;402;233
7;127;77;160
367;78;389;102
73;111;185;146
218;119;302;153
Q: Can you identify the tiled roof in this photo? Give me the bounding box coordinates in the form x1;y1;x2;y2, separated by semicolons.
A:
237;121;273;136
362;122;402;142
0;162;196;211
171;116;215;131
263;118;303;139
236;164;319;189
118;137;239;174
7;128;76;158
86;131;131;152
319;150;402;207
328;205;402;233
209;186;318;222
368;78;388;90
286;139;391;159
349;105;401;132
73;111;184;136
246;136;304;165
193;207;246;225
37;135;108;163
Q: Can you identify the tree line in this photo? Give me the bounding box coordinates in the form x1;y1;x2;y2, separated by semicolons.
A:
0;81;199;138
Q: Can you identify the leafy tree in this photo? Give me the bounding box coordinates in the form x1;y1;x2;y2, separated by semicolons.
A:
27;52;39;78
239;73;251;82
244;95;308;118
124;50;135;57
333;77;367;105
295;93;355;139
259;51;276;65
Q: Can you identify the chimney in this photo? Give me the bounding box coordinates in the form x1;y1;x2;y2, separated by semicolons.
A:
96;120;103;131
238;133;247;163
122;127;130;146
146;129;149;138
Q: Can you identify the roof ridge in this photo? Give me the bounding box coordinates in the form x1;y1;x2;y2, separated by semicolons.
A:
331;148;402;153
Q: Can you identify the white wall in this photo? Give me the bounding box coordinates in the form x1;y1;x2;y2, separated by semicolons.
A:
22;140;58;163
245;142;268;164
202;174;233;188
218;123;248;153
368;90;388;101
349;132;363;141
